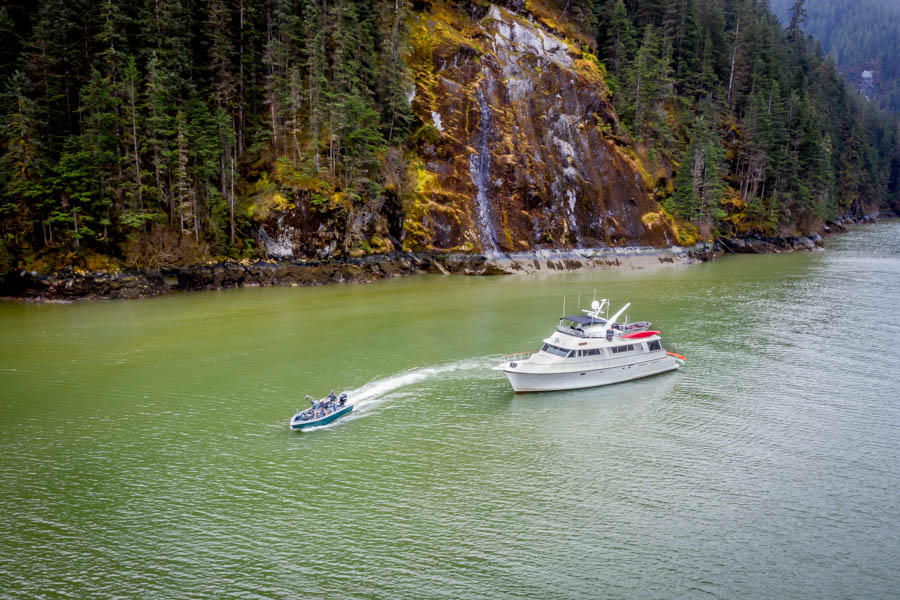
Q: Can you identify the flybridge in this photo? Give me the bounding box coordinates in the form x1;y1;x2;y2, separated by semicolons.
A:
557;318;653;338
557;299;651;338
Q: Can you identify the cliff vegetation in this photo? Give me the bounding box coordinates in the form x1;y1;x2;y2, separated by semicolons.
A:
1;0;898;274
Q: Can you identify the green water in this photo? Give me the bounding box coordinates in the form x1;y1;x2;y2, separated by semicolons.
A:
2;224;900;598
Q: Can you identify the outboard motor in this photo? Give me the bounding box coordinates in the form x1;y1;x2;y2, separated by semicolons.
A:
339;393;347;406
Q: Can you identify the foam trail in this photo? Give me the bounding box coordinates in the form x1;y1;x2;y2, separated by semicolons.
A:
298;357;494;431
349;357;489;410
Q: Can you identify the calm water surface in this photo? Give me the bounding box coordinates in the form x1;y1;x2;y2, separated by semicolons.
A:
2;223;899;598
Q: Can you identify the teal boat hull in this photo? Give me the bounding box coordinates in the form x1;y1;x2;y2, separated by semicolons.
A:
290;404;353;430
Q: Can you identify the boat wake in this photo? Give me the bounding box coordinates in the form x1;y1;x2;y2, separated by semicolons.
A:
350;357;490;411
297;357;494;431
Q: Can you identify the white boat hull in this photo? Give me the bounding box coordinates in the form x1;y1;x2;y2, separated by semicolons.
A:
499;355;679;392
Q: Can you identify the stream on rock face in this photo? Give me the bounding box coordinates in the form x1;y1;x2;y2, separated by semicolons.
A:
469;86;500;255
2;222;900;598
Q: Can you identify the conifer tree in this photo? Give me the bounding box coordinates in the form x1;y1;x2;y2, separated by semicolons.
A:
786;0;807;48
602;0;636;81
1;71;45;245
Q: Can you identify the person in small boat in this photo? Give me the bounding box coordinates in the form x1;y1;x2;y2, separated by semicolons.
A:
328;390;336;402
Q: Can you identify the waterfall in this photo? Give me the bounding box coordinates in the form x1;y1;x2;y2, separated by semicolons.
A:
566;188;581;246
468;88;499;255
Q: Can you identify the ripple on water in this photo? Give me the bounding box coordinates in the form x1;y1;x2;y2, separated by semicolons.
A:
3;224;900;598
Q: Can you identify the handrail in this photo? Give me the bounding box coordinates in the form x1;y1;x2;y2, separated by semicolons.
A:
555;325;651;338
498;351;673;373
502;351;537;362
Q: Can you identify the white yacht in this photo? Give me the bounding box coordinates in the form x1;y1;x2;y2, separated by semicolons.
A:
493;299;684;392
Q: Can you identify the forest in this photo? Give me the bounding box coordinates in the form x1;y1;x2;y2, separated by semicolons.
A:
770;0;900;113
1;0;899;272
596;0;900;236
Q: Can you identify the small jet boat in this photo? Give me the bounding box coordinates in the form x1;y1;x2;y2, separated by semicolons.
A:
290;392;352;431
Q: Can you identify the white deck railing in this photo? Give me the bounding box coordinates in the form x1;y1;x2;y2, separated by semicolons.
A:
500;353;669;373
502;351;538;363
555;325;651;338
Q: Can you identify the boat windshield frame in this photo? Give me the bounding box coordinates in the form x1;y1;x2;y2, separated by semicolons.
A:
557;316;606;338
556;315;652;339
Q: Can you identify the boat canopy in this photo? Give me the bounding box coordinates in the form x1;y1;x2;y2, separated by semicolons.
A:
561;315;608;326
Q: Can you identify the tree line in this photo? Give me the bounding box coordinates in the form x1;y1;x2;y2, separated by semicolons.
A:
593;0;900;236
0;0;413;269
770;0;900;113
1;0;899;271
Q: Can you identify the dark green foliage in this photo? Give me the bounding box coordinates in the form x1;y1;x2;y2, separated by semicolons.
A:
0;0;898;267
0;0;415;266
596;0;900;236
770;0;900;114
597;0;636;81
665;113;724;223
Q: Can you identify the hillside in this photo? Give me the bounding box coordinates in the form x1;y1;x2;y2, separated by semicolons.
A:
769;0;900;112
1;0;899;275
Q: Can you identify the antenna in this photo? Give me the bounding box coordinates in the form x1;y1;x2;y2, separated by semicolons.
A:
562;295;566;316
577;293;581;312
606;302;631;330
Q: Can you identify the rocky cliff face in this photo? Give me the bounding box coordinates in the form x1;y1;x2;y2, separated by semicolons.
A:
405;4;671;254
259;2;673;259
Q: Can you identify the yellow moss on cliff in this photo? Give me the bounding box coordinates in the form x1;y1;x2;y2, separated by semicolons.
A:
524;0;595;47
615;143;654;190
407;1;485;116
414;164;436;195
408;19;439;115
401;164;434;250
641;211;665;230
246;171;295;220
720;187;772;235
641;209;699;246
575;51;607;91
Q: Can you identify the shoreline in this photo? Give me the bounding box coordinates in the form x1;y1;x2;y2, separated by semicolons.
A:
0;244;712;302
0;219;881;302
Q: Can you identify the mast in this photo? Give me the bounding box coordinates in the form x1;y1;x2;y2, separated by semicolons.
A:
604;303;631;333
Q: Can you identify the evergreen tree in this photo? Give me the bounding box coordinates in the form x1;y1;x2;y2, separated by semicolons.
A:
1;71;46;247
786;0;807;48
602;0;636;82
0;0;898;264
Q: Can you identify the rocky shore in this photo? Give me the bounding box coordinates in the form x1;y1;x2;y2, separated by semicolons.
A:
1;243;716;302
3;219;883;302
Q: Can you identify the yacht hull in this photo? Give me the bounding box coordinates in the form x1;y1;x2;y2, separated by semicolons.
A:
500;356;678;393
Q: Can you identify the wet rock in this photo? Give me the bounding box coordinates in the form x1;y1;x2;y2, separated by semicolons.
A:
407;4;673;255
0;232;841;303
482;263;515;276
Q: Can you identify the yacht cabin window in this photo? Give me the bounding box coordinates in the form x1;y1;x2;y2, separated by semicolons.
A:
611;344;636;354
574;348;604;357
540;343;570;358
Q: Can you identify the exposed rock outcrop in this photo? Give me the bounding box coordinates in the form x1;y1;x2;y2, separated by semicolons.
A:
0;245;712;302
405;5;671;254
716;235;823;254
251;3;674;260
